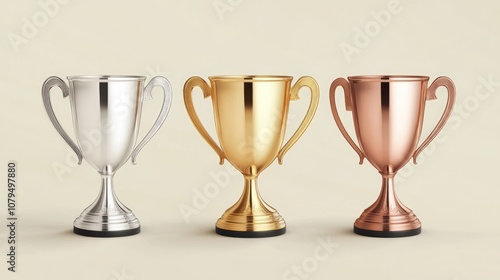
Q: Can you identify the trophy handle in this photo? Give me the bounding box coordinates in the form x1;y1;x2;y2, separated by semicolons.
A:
42;76;83;165
277;76;319;164
329;78;365;164
412;76;456;164
131;76;173;164
183;76;225;165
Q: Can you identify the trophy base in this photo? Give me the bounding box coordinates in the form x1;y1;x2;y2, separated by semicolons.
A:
73;209;141;238
73;226;140;238
215;203;286;238
215;212;286;238
73;173;141;237
353;209;421;238
353;173;422;238
216;227;286;238
354;226;421;238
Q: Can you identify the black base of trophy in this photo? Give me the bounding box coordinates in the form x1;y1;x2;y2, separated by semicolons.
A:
354;226;421;238
215;227;286;238
73;226;140;238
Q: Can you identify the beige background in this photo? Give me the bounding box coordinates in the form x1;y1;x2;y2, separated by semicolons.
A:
1;0;499;279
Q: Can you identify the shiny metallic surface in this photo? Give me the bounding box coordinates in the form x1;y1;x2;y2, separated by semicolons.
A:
184;75;319;237
330;75;455;237
42;75;172;237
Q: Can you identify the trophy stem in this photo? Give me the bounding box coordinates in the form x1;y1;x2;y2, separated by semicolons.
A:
353;173;421;238
215;174;286;238
96;174;132;216
238;175;266;213
73;172;140;237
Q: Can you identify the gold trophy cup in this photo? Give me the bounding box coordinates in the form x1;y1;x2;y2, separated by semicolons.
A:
184;75;319;237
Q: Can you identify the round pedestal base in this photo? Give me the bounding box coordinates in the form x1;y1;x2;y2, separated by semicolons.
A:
73;206;141;238
215;208;286;238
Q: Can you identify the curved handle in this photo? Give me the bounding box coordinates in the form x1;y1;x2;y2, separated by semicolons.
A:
412;76;456;164
183;76;225;164
329;78;365;164
131;76;173;164
277;76;319;164
42;76;83;165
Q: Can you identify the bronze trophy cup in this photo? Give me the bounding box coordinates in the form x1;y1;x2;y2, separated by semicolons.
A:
330;75;455;237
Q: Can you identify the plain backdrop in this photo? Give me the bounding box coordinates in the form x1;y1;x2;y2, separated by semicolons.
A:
0;0;499;279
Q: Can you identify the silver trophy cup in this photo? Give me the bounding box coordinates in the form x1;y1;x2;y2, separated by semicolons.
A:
42;75;172;237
